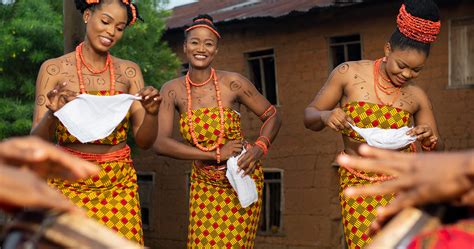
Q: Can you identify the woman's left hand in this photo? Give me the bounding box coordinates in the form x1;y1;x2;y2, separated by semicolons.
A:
237;144;263;176
407;124;437;145
136;86;162;115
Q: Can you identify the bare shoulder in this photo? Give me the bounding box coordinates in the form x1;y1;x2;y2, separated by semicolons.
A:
325;61;369;87
218;70;244;79
39;54;67;71
406;84;429;101
37;53;75;85
405;84;427;96
217;70;252;86
112;57;141;72
161;76;184;91
347;60;373;72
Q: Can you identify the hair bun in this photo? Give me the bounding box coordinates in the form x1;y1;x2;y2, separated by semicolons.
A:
193;14;214;24
404;0;439;22
74;0;90;13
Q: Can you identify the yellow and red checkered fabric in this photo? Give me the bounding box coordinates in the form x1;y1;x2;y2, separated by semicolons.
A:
55;90;130;145
339;101;414;249
49;146;143;244
341;101;412;142
180;107;264;248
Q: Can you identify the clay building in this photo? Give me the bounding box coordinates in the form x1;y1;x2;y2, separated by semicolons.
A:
133;0;474;248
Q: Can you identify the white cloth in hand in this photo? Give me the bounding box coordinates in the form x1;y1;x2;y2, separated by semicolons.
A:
349;123;416;150
226;149;258;208
54;93;141;143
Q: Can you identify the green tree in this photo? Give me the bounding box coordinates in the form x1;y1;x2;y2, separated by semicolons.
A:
0;0;179;139
0;0;63;139
113;0;179;89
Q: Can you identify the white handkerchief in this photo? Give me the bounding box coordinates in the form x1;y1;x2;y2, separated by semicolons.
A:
54;93;141;143
225;149;258;208
349;123;416;150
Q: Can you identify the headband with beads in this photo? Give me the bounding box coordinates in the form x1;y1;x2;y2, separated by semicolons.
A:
185;18;221;39
396;4;441;44
85;0;137;26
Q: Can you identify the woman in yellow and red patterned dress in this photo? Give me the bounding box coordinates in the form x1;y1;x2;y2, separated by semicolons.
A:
304;0;443;248
154;14;281;248
30;0;161;244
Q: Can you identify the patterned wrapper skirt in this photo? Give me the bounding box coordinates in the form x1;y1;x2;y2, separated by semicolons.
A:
187;161;264;248
49;145;143;244
338;166;394;249
338;145;414;249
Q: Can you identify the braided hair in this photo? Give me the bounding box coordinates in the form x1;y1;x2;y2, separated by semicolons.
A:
74;0;143;26
389;0;440;56
184;14;221;40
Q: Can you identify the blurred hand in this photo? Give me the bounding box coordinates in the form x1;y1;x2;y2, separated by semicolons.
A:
0;165;83;214
0;136;99;180
321;108;353;132
338;145;473;233
136;86;162;115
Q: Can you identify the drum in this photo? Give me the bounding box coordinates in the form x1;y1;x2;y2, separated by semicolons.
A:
368;204;471;248
367;207;441;248
1;210;143;249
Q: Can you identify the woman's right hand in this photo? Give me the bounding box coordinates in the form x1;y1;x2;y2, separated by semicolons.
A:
339;145;474;234
0;165;83;214
46;82;78;112
0;136;99;180
219;140;243;161
321;107;353;132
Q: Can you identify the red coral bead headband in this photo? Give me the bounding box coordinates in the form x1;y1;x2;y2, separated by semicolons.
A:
194;18;214;26
128;4;137;26
397;4;441;44
85;0;137;26
185;25;221;39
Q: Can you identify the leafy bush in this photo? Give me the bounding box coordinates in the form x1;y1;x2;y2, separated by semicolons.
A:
0;0;179;139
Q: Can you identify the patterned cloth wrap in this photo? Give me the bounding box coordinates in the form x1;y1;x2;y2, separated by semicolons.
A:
407;219;474;249
339;101;414;249
49;90;143;244
55;90;130;145
180;107;264;248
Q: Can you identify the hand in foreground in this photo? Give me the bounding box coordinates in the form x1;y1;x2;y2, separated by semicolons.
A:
0;136;99;180
338;145;474;232
0;165;83;214
136;86;162;115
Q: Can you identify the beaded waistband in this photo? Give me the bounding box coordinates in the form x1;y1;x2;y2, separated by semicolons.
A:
59;145;131;164
338;151;395;183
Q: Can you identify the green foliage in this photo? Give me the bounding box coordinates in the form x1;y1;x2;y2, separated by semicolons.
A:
0;0;179;139
0;98;33;139
0;0;63;100
112;0;180;89
0;0;62;139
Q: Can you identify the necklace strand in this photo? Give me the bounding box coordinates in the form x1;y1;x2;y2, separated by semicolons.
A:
78;43;111;74
75;42;115;95
186;68;214;87
186;68;225;161
374;58;401;106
